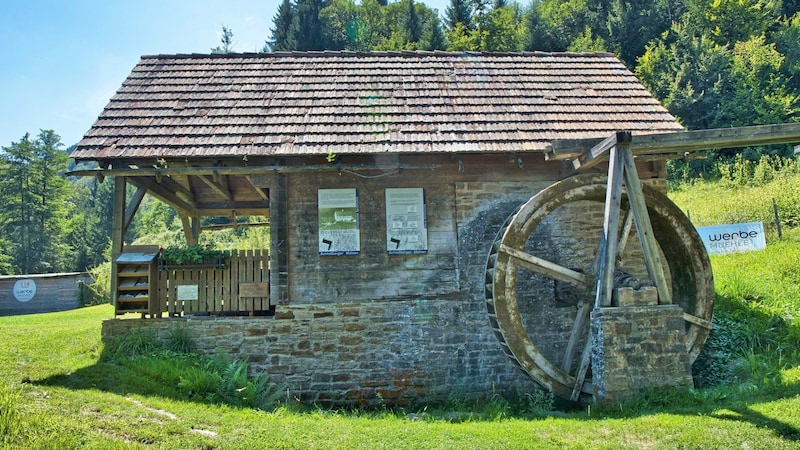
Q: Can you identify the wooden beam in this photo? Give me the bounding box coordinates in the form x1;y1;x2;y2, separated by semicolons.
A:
498;244;588;286
621;146;672;305
65;162;438;178
127;176;198;217
110;176;126;309
595;138;628;308
571;132;627;173
198;173;233;201
157;175;195;203
123;186;147;233
244;175;269;201
202;220;270;230
553;123;800;174
179;213;199;243
631;123;800;155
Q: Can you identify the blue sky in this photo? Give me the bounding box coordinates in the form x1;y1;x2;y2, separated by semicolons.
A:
0;0;449;150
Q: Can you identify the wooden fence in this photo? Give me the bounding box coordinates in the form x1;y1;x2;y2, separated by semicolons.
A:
156;249;270;316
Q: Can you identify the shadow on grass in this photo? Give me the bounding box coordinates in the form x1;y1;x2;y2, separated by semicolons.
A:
713;404;800;441
33;357;193;403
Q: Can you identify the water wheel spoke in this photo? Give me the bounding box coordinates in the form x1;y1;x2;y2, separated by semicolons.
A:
683;312;712;330
561;301;591;374
498;243;587;286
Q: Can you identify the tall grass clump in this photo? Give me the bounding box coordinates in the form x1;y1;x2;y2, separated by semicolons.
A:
0;382;22;444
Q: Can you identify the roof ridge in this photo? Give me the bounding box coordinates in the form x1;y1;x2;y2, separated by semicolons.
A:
139;50;617;60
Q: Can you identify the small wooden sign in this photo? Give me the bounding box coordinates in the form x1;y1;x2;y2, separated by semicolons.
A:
239;283;269;298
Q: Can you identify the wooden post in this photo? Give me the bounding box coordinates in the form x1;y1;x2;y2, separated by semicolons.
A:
179;212;200;243
620;147;672;304
111;176;127;309
595;138;627;308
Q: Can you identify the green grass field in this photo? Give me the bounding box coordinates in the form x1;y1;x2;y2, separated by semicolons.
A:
3;172;800;448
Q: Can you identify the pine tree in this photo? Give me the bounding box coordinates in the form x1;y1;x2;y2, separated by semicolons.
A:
266;0;298;51
0;131;71;274
296;0;329;50
211;25;235;53
445;0;472;31
420;16;448;50
406;0;422;44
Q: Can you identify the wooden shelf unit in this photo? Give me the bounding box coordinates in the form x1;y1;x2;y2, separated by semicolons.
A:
114;246;159;315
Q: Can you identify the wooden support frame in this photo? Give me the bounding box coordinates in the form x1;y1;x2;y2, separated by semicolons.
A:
546;123;800;177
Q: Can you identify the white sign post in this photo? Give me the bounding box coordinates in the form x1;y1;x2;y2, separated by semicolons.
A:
696;222;767;255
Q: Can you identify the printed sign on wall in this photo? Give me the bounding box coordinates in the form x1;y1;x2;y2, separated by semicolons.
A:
13;279;36;302
696;221;766;254
318;188;360;256
386;188;427;254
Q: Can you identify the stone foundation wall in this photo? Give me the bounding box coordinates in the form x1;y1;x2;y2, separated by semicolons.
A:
103;298;537;407
590;304;693;403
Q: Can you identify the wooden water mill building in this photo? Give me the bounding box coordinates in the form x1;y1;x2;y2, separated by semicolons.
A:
69;51;800;405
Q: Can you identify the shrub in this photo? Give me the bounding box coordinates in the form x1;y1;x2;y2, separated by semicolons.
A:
178;350;285;411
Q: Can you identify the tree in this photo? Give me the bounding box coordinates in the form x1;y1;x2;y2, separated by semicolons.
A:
603;0;684;68
406;0;422;44
266;0;298;51
0;131;72;274
636;22;733;130
568;26;606;52
419;15;448;50
685;0;781;46
725;35;799;127
481;4;525;51
525;0;599;51
296;0;332;50
320;0;362;50
67;171;114;271
445;0;472;31
211;25;235;53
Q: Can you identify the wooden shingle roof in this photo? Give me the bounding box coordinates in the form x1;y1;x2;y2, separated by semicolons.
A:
70;51;683;161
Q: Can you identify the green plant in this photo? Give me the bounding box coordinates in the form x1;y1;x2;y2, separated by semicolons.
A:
0;382;21;443
103;329;157;360
166;324;193;353
178;350;285;411
159;242;225;265
522;389;555;415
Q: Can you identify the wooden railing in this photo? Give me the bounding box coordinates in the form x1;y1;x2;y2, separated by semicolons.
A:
156;249;270;316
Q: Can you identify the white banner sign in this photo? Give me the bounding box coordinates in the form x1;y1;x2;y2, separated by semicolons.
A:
696;222;766;254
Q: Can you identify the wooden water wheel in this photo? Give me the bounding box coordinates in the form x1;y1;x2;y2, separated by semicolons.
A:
485;173;714;401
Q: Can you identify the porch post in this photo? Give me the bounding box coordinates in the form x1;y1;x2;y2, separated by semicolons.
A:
111;176;127;306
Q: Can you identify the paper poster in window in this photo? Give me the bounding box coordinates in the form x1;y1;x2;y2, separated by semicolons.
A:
318;188;360;256
386;188;427;254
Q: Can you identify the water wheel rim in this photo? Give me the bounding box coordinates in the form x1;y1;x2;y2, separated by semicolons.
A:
485;174;714;400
